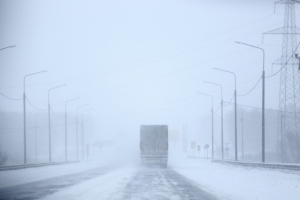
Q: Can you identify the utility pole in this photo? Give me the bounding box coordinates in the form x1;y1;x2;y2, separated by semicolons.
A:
241;107;244;160
65;98;80;162
198;93;214;159
48;84;66;162
81;109;94;161
76;104;89;161
236;41;265;163
204;81;223;159
213;68;238;161
264;0;300;163
23;71;47;164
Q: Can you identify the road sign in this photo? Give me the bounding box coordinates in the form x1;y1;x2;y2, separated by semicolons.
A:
197;145;201;151
191;142;196;149
205;144;209;149
225;147;229;151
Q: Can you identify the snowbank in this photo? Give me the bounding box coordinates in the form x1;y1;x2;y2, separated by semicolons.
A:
170;156;300;200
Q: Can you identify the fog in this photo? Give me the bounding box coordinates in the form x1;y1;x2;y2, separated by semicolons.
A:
1;0;299;167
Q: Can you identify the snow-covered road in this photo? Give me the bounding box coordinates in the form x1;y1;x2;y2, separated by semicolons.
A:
0;166;218;200
0;157;299;200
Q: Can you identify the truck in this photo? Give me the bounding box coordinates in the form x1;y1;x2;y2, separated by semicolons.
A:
140;125;168;167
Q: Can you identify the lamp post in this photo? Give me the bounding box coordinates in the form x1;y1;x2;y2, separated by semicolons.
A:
65;98;80;162
76;104;89;161
236;41;265;163
213;68;238;161
35;113;47;163
240;106;244;160
0;45;16;51
204;81;224;159
35;113;46;163
81;108;94;161
198;92;214;159
48;84;66;162
23;70;47;164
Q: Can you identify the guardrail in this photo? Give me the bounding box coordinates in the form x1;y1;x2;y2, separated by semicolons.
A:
212;159;300;171
0;161;79;171
187;156;211;160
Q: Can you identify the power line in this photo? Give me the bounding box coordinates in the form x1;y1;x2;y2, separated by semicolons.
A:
0;15;280;91
237;76;262;97
223;94;234;106
25;98;47;111
266;41;300;78
214;113;234;122
214;104;221;113
0;122;77;132
50;107;64;119
223;101;293;113
0;92;22;100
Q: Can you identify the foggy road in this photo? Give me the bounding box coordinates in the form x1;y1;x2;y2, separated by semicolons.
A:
0;166;218;200
121;167;218;200
0;166;113;200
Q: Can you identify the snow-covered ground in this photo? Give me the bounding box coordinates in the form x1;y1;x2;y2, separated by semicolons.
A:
0;161;106;189
170;156;300;200
1;153;299;200
40;167;134;200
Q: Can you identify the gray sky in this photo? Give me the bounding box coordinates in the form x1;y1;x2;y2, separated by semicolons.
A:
0;0;293;154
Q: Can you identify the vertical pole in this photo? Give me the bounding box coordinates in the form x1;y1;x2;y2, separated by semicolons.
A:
235;89;238;161
35;119;37;163
242;111;244;160
212;108;214;159
76;115;78;161
262;70;265;163
221;99;224;159
281;115;284;163
65;111;67;162
48;103;51;162
23;93;26;165
81;122;84;161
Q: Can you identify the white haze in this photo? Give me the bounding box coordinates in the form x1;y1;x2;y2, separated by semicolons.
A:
0;0;293;165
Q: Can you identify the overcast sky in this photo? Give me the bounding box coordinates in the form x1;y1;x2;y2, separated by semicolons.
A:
0;0;294;152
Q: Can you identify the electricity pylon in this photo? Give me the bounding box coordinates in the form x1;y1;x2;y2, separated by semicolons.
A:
264;0;300;163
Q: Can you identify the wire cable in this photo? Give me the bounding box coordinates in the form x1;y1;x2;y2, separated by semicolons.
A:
0;92;22;100
237;76;262;97
222;101;299;114
214;113;234;122
25;98;47;111
223;94;234;106
213;104;221;113
50;107;64;119
266;41;300;78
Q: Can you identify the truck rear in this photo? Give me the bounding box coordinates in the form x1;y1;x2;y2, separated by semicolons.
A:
140;125;168;167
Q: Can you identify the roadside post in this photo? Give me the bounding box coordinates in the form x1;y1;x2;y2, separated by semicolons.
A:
205;144;209;159
197;145;201;157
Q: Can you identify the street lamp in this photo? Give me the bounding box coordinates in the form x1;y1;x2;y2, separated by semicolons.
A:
81;108;94;161
198;92;214;159
236;41;265;163
204;81;224;159
76;104;89;161
240;106;244;160
213;68;238;161
0;45;16;51
35;113;47;163
48;84;66;162
23;70;47;164
65;97;80;162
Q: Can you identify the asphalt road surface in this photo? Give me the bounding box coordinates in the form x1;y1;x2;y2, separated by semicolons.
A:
121;167;218;200
0;166;218;200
